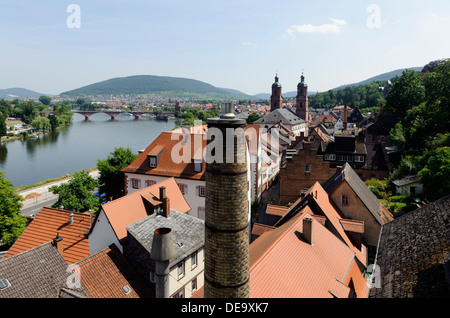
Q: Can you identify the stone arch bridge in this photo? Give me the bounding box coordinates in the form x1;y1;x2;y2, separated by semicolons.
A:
72;110;173;120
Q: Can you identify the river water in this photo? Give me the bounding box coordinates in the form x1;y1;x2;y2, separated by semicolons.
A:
0;113;176;188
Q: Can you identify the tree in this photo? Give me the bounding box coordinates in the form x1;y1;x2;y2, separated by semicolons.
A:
50;171;100;212
247;113;263;124
20;101;39;124
97;147;138;200
418;147;450;201
31;116;51;131
0;172;26;246
384;69;425;124
0;113;7;138
38;95;51;106
48;114;59;131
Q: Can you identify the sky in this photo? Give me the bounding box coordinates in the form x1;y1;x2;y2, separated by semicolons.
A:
0;0;449;96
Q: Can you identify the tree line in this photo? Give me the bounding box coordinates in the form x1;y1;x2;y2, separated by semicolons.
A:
0;96;72;138
385;59;450;202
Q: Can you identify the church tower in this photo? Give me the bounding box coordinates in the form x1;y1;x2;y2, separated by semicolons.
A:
270;74;283;112
296;72;309;121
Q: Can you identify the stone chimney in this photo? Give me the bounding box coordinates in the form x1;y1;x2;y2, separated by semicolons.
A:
53;233;64;256
303;217;314;246
204;102;249;298
151;228;176;298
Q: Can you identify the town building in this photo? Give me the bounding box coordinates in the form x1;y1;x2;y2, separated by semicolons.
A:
124;208;205;298
88;177;190;254
3;207;91;265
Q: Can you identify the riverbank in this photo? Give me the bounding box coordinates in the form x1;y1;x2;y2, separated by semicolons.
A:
17;168;99;211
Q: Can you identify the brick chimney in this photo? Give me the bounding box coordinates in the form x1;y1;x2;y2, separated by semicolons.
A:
162;197;170;218
159;186;166;201
204;102;249;298
303;217;314;246
53;233;64;256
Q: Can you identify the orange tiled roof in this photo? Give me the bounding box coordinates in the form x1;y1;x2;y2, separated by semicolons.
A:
266;204;289;217
4;207;91;264
101;177;190;241
122;130;207;180
275;182;367;267
73;244;154;298
249;206;367;298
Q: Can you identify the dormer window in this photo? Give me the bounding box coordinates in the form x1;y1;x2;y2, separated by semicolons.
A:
147;145;164;168
193;159;203;172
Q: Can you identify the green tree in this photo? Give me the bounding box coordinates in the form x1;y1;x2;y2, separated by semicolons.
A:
0;113;7;138
38;95;51;106
384;69;425;124
247;113;263;124
50;171;100;212
0;172;26;246
418;147;450;201
31;116;51;131
20;101;39;124
97;147;138;200
48;114;59;131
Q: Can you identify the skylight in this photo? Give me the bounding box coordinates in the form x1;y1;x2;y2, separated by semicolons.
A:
0;278;11;290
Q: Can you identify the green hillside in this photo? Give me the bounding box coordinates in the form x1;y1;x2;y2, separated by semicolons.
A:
331;67;423;91
0;88;48;99
60;75;249;100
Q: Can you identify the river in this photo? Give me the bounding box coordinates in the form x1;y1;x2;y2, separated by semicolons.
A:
0;112;176;188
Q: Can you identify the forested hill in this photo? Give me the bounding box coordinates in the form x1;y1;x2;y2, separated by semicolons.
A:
59;75;249;99
309;67;424;111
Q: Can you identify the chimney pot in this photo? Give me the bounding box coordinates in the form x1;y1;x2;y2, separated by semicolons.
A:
303;217;314;246
159;186;166;201
163;197;170;217
69;212;73;225
53;233;64;255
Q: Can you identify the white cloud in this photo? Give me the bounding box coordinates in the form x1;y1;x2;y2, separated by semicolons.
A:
242;41;256;46
286;18;347;38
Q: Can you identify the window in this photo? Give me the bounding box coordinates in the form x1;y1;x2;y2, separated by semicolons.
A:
145;180;155;187
173;288;185;298
131;178;140;189
178;183;187;195
324;154;336;161
337;154;353;162
178;261;185;279
341;194;349;205
191;277;198;293
198;186;205;197
149;156;157;168
193;160;203;172
355;155;364;163
191;251;198;269
305;165;311;173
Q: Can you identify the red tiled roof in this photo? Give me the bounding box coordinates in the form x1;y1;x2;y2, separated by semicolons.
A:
122;130;207;180
4;207;91;264
73;244;154;298
266;204;289;217
101;177;190;241
249;207;367;298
